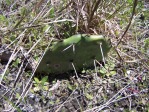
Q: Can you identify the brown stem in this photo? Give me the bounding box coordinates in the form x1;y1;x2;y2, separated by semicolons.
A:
116;0;138;47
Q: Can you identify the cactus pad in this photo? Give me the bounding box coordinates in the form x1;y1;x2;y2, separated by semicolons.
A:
36;34;111;74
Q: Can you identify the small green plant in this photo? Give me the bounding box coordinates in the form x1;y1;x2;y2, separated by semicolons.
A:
99;63;116;77
12;58;21;68
33;76;49;92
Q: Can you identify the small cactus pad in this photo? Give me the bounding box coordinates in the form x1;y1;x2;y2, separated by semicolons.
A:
36;34;111;74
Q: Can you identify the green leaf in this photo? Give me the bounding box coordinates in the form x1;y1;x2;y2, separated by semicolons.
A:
106;71;116;77
33;86;40;92
12;58;21;67
34;77;40;84
0;15;6;22
21;7;27;16
99;69;106;74
127;0;133;4
43;85;49;90
49;101;54;105
43;25;51;32
41;76;48;84
49;7;55;18
6;0;11;5
16;93;20;99
85;93;93;100
110;71;116;75
10;36;16;41
67;83;73;90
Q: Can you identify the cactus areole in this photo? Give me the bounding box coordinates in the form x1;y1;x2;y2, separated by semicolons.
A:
36;34;111;74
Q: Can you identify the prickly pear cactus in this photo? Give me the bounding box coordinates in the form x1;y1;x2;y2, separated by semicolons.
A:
36;34;111;74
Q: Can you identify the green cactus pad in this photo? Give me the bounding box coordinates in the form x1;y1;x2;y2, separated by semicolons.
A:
36;34;111;74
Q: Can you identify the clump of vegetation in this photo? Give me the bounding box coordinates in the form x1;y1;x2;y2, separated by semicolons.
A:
0;0;148;111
